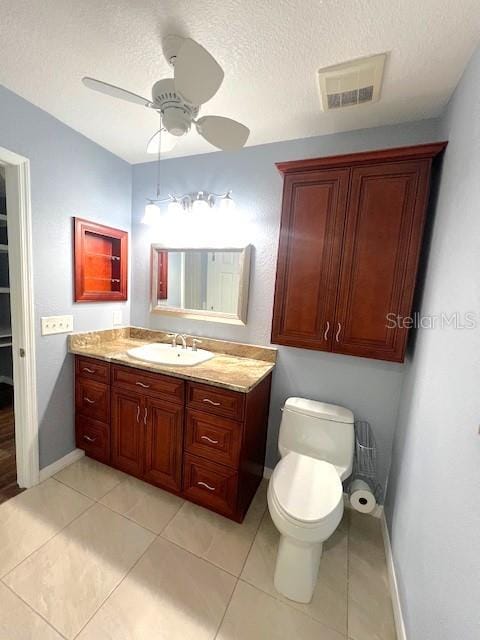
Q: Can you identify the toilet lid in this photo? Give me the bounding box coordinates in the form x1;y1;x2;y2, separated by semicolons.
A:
271;453;342;524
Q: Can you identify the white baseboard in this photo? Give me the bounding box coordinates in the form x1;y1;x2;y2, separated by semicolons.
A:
381;512;407;640
39;448;85;482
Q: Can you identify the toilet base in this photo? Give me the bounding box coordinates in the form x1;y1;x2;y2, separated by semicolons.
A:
273;535;323;603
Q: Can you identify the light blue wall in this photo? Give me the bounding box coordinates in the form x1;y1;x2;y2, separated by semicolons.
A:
0;85;132;468
385;46;480;639
131;118;442;497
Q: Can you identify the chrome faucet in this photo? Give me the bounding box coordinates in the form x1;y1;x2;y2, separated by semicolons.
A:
191;338;202;352
167;333;187;349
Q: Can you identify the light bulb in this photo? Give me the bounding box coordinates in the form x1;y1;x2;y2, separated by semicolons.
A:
168;199;183;215
219;193;235;211
142;202;160;225
192;196;209;214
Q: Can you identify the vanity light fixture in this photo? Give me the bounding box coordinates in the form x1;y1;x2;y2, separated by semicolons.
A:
144;189;235;222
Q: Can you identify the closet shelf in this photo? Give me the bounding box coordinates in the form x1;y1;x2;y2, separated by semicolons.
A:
0;341;12;348
0;287;10;293
0;214;7;226
0;244;8;252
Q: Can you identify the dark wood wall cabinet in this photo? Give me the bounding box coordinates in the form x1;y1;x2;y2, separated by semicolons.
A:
74;218;128;302
271;142;447;363
75;356;272;522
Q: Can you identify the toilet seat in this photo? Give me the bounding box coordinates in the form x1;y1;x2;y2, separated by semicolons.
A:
270;452;342;524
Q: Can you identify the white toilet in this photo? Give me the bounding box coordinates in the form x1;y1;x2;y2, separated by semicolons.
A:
267;397;354;603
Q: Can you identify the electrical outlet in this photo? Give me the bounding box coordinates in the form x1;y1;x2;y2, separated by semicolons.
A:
112;309;122;326
41;315;74;336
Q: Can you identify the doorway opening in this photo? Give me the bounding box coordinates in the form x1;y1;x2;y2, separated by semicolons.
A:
0;165;20;502
0;147;39;501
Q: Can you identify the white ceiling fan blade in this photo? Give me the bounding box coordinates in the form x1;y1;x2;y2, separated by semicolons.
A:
174;38;224;105
195;116;250;150
82;77;153;107
146;129;177;154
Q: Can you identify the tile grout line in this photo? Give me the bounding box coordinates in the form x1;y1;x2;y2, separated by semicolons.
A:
213;576;240;640
0;472;153;639
71;486;189;639
71;531;159;640
158;489;268;579
0;496;97;582
236;507;350;638
51;473;127;502
1;574;69;640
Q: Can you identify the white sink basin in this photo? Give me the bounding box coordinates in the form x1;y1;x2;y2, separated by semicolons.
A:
127;343;214;367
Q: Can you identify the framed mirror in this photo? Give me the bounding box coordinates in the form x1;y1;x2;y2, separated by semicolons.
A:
150;245;252;325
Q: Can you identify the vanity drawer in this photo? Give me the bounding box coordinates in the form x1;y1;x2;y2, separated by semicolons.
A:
75;415;110;464
187;382;245;421
185;409;242;469
112;365;184;403
183;453;238;517
75;378;110;423
75;356;110;384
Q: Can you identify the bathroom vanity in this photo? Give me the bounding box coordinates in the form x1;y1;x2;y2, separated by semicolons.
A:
70;328;275;522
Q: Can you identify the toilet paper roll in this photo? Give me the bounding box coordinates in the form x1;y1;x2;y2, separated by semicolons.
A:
349;479;376;514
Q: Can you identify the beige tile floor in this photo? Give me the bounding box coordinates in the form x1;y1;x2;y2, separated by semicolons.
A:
0;456;396;640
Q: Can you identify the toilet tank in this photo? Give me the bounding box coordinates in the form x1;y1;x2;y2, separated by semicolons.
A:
278;398;354;480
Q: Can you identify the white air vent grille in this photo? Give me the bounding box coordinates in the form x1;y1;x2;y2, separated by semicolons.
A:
318;54;386;112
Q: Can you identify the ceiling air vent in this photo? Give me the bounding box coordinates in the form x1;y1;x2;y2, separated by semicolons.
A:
317;53;386;112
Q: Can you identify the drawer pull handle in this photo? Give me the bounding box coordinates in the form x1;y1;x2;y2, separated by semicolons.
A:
197;481;216;491
83;435;97;443
82;367;96;374
136;404;140;423
136;381;151;388
202;398;221;406
201;435;219;444
144;407;148;425
84;397;96;404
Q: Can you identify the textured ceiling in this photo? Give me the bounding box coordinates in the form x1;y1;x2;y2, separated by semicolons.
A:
1;0;479;164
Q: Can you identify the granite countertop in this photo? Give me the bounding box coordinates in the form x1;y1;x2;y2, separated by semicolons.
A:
68;327;276;393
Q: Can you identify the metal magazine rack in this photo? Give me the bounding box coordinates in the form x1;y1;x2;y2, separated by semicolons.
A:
353;421;382;501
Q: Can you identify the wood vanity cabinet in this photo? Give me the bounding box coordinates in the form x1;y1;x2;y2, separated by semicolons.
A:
271;142;447;362
74;356;272;522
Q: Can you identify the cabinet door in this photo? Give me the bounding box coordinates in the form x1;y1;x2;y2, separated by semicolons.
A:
271;169;350;350
333;160;430;362
143;396;184;493
111;388;144;477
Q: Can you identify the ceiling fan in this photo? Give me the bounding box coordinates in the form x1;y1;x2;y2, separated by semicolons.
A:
82;35;250;155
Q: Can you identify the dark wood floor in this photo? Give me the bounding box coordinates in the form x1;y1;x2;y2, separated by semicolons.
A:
0;404;23;505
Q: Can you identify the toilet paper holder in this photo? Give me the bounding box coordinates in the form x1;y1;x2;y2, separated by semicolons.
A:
352;420;382;501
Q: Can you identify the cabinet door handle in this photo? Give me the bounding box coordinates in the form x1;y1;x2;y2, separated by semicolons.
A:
83;435;97;443
143;407;148;425
136;404;140;423
136;381;151;388
82;367;96;374
324;321;330;341
201;435;219;445
197;481;216;491
335;323;342;343
202;398;221;406
84;396;95;404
